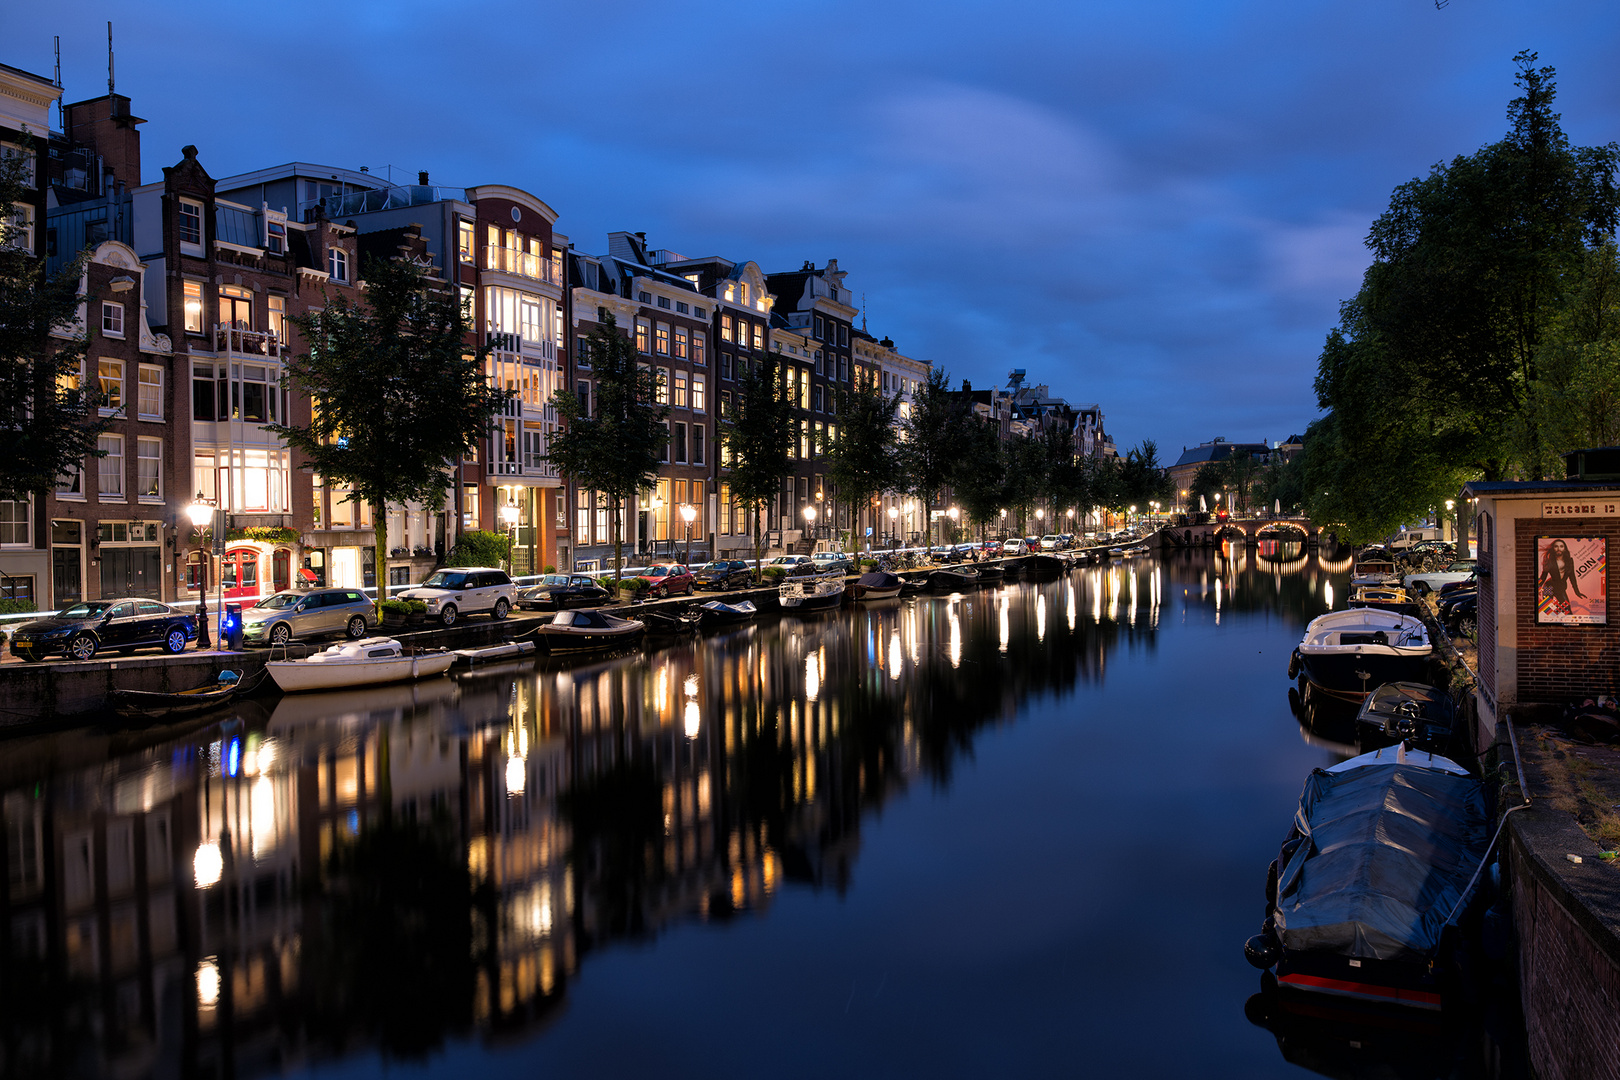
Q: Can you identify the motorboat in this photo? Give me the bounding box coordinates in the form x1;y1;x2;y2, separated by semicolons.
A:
1287;609;1432;704
107;670;241;722
1244;744;1488;1010
972;564;1006;585
697;599;757;628
927;566;980;591
452;640;538;665
1353;681;1457;752
1350;549;1400;587
532;608;645;654
779;570;846;611
1346;584;1421;618
898;576;929;597
1028;553;1068;573
639;607;702;636
266;637;455;693
852;571;903;600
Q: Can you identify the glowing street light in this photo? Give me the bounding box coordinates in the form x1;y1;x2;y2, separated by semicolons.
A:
680;502;697;564
186;492;214;649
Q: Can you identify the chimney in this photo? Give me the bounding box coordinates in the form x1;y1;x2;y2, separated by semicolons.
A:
418;171;429;186
64;92;144;190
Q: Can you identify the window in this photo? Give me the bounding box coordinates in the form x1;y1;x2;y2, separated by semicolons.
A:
576;380;591;418
719;390;731;419
0;141;35;187
101;302;124;337
693;424;705;465
635;318;651;354
838;324;849;346
328;246;348;282
656;368;670;406
268;295;285;342
137;438;162;501
183;280;204;333
138;365;162;421
673;422;687;463
178;200;203;248
56;459;83;498
458;219;475;263
462;485;480;530
692;376;705;413
98;435;124;499
815;315;825;340
98;360;124;414
637;291;651;304
218;285;252;329
661;423;671;463
753;323;764;351
735;320;748;351
656;295;670;309
577;335;592;367
0;498;28;546
673;326;688;360
0;575;33;606
720;354;731;381
655;323;670;355
693;331;706;367
720;314;732;342
812;384;823;412
675;301;689;315
673;371;688;409
240;364;271;423
694;306;707;319
266;217;286;254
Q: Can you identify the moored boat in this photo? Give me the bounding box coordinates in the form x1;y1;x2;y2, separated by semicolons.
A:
780;571;846;611
852;571;903;600
108;670;242;722
452;640;538;665
1354;681;1457;752
1346;584;1421;618
532;609;645;654
927;566;979;591
1287;609;1432;703
639;607;702;636
697;599;757;628
1244;744;1488;1011
973;564;1005;585
1028;553;1067;573
267;638;455;693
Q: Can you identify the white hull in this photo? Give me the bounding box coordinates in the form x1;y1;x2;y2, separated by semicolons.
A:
268;637;455;693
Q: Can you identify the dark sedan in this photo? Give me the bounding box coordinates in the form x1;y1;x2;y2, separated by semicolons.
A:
694;560;754;590
9;598;197;662
515;574;611;611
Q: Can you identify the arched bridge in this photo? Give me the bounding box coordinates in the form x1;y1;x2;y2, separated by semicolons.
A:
1154;516;1335;548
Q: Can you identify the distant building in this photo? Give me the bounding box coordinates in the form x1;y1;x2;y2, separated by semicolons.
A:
1166;437;1274;498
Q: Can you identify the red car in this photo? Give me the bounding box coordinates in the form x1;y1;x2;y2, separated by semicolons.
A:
628;563;695;598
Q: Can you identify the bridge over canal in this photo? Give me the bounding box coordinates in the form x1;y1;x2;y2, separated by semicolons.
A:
1153;516;1337;548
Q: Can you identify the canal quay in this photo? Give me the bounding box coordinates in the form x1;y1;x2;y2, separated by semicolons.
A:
0;546;1528;1080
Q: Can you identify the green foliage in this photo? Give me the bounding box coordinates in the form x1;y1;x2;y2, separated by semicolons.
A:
818;379;901;544
547;313;668;572
543;564;556;575
379;599;410;617
228;526;300;544
0;598;34;616
406;599;428;615
761;566;787;581
0;131;107;502
952;418;1008;530
899;368;974;538
611;577;649;594
446;529;510;568
721;353;796;572
273;256;507;607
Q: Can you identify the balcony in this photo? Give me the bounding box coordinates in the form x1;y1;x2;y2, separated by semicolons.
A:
483;246;556;284
214;324;283;358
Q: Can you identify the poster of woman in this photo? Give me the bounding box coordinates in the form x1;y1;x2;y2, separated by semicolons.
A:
1537;536;1607;626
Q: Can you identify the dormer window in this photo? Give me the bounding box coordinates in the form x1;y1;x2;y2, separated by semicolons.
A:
178;199;204;253
266;216;286;254
328;246;349;283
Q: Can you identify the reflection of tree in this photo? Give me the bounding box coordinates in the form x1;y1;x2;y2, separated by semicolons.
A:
304;816;478;1060
562;759;667;941
0;953;98;1076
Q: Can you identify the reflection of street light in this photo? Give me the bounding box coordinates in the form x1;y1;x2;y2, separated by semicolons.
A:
187;492;214;649
680;502;696;565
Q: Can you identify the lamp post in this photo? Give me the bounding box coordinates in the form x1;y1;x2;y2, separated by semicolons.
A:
803;503;817;550
947;505;960;545
888;504;898;547
186;492;213;649
499;497;520;577
647;495;664;558
1444;499;1455;543
680;503;696;565
1128;505;1137;529
999;507;1007;539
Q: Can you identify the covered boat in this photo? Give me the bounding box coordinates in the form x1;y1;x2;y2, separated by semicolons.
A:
1028;553;1068;573
697;599;757;628
533;608;645;654
780;570;846;611
1354;681;1456;752
1288;609;1432;703
267;637;455;693
108;670;241;722
927;566;980;591
1245;744;1488;1010
852;571;903;600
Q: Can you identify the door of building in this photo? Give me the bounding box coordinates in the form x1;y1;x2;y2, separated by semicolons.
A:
99;547;160;599
221;548;260;599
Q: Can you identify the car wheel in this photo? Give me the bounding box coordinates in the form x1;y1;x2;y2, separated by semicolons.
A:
165;627;188;654
440;604;458;627
68;634;98;662
685;583;694;596
1412;582;1430;597
492;598;510;620
346;615;367;639
270;622;293;646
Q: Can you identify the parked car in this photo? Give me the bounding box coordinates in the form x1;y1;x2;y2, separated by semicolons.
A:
8;598;196;662
515;574;611;611
811;551;856;574
629;564;695;598
694;560;754;590
1001;538;1030;556
1403;559;1478;596
242;587;376;646
1039;534;1064;551
767;555;813;572
396;567;516;625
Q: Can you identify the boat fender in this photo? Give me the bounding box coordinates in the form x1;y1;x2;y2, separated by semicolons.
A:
1286;649;1300;681
1244;932;1281;970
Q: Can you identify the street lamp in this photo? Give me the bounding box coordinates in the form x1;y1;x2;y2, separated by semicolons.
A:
186;492;214;649
888;504;898;546
803;503;817;548
680;502;697;565
1444;499;1456;543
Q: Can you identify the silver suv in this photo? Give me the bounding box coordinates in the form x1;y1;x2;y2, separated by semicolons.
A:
243;588;376;646
397;567;516;626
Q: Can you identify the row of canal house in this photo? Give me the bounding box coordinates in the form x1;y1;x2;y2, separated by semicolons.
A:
1;61;958;610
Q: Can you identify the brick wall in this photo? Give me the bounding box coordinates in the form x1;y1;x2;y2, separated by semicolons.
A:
1514;518;1620;702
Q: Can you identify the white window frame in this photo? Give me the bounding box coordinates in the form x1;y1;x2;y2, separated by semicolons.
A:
136;437;162;503
178;199;204;254
328;246;348;283
101;301;124;338
98;434;125;500
137;364;163;421
0;497;30;547
183;279;205;334
98;359;125;416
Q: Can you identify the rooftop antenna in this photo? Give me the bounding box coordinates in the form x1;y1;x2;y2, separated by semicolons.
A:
107;21;115;96
53;36;63;129
861;292;867;333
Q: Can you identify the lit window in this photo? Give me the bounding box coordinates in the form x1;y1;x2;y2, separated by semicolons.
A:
101;302;124;337
458;219;475;263
636;318;651;354
656;368;670;405
720;315;732;342
183;280;205;333
138;365;162;421
137;437;162;501
673;326;688;360
655;323;671;355
673;371;688;408
693;331;706;367
692;377;705;413
98;360;124;414
266;216;286;254
268;295;286;342
753;323;763;351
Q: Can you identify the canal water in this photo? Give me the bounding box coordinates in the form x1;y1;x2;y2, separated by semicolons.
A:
0;546;1526;1079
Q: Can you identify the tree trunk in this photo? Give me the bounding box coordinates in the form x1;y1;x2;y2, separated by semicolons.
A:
373;509;388;616
611;495;624;579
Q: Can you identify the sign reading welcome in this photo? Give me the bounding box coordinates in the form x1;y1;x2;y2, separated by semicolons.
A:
1542;501;1620;518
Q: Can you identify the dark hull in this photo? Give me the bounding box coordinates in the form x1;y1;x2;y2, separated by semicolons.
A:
1028;554;1067;573
1297;650;1432;703
698;607;755;628
1275;950;1443;1011
853;584;902;600
534;626;644;655
973;566;1005;584
781;591;844;612
108;684;238;722
928;571;979;590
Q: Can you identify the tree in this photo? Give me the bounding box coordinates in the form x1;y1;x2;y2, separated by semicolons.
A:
546;313;669;575
721;353;796;576
898;368;973;543
818;379;901;550
273;256;508;611
951;417;1007;536
0;133;106;504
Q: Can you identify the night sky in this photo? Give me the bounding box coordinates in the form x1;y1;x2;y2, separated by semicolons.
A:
16;2;1620;458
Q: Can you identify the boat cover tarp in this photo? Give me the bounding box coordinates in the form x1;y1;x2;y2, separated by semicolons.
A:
1275;763;1486;964
858;572;901;589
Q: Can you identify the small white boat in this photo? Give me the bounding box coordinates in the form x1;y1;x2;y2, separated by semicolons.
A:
452;640;538;664
1288;610;1432;703
779;570;846;611
266;637;455;693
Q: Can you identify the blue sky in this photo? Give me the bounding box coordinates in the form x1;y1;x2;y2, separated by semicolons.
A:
17;1;1620;457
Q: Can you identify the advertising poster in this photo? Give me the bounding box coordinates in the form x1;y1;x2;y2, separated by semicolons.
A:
1536;535;1607;626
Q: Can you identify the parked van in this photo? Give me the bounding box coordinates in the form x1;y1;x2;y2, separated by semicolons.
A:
1387;528;1443;551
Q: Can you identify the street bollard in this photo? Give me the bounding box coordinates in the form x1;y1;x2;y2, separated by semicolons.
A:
223;603;244;651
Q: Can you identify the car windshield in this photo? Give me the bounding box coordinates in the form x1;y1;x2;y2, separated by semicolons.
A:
541;575;570;586
701;562;728;572
421;571;469;589
254;593;301;609
58;601;113;619
645;567;670;577
621;567;650;577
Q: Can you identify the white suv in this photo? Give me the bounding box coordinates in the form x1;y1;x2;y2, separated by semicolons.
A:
397;567;516;626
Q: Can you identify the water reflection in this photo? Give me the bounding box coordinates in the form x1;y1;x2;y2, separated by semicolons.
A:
1;549;1492;1077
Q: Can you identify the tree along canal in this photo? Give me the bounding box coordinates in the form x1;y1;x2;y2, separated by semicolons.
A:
0;544;1527;1078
